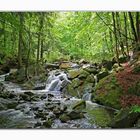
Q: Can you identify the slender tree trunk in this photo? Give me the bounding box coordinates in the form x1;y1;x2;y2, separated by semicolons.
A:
40;12;44;60
136;12;140;43
3;20;6;49
124;12;130;57
36;33;40;75
18;12;24;69
128;12;138;42
116;12;126;57
40;39;44;59
25;15;32;79
112;12;120;66
25;32;31;79
109;30;114;53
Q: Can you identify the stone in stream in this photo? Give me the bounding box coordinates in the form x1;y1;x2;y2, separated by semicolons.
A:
59;62;71;69
24;91;34;96
71;78;83;88
86;74;95;83
0;109;35;128
78;70;90;79
68;69;81;79
72;100;86;111
67;111;85;120
19;94;31;101
0;91;16;99
33;84;46;90
59;114;71;123
0;98;18;110
43;118;53;128
53;107;62;116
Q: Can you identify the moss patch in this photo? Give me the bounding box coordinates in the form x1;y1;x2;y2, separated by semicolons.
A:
93;74;123;109
86;107;112;128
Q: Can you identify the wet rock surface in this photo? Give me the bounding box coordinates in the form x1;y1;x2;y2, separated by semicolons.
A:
0;62;119;129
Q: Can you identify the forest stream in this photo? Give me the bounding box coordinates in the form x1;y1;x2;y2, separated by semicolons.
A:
0;65;117;129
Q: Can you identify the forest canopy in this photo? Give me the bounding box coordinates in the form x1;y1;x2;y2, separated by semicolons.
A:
0;12;140;68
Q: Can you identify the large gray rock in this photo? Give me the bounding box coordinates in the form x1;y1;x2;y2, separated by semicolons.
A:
111;108;140;128
97;70;109;81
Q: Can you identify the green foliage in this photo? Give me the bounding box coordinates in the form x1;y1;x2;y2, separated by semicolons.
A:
130;105;140;113
0;12;137;67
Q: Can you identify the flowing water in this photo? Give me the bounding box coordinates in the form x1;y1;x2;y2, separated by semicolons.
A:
0;70;115;129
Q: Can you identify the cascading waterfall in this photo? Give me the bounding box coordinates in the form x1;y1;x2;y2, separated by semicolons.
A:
82;75;98;101
94;75;98;87
45;70;71;93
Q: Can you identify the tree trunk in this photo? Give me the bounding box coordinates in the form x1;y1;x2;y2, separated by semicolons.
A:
124;12;129;57
116;12;126;57
112;12;120;66
128;12;138;42
40;12;44;60
36;33;40;75
3;19;6;49
18;12;24;69
136;12;140;43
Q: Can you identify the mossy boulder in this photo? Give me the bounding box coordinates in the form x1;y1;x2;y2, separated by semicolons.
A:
65;83;78;97
97;70;109;81
85;74;95;83
72;100;86;111
71;78;83;88
84;67;98;74
67;111;85;120
68;69;90;79
111;108;140;128
86;107;113;128
59;114;71;122
78;70;90;79
93;74;123;109
68;69;81;79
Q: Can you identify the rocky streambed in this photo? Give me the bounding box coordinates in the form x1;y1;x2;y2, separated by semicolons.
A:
0;62;117;129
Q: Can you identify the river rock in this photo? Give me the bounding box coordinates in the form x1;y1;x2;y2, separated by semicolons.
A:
78;70;90;79
33;84;46;90
53;107;62;116
72;100;86;111
86;74;95;83
24;91;34;96
111;108;140;128
43;118;53;128
66;84;78;97
79;59;88;64
102;60;114;71
71;78;83;88
67;111;85;120
19;94;31;101
68;69;81;79
0;98;18;109
59;62;71;69
59;114;71;122
84;67;98;74
97;70;109;81
0;109;35;128
0;103;6;110
93;74;122;109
